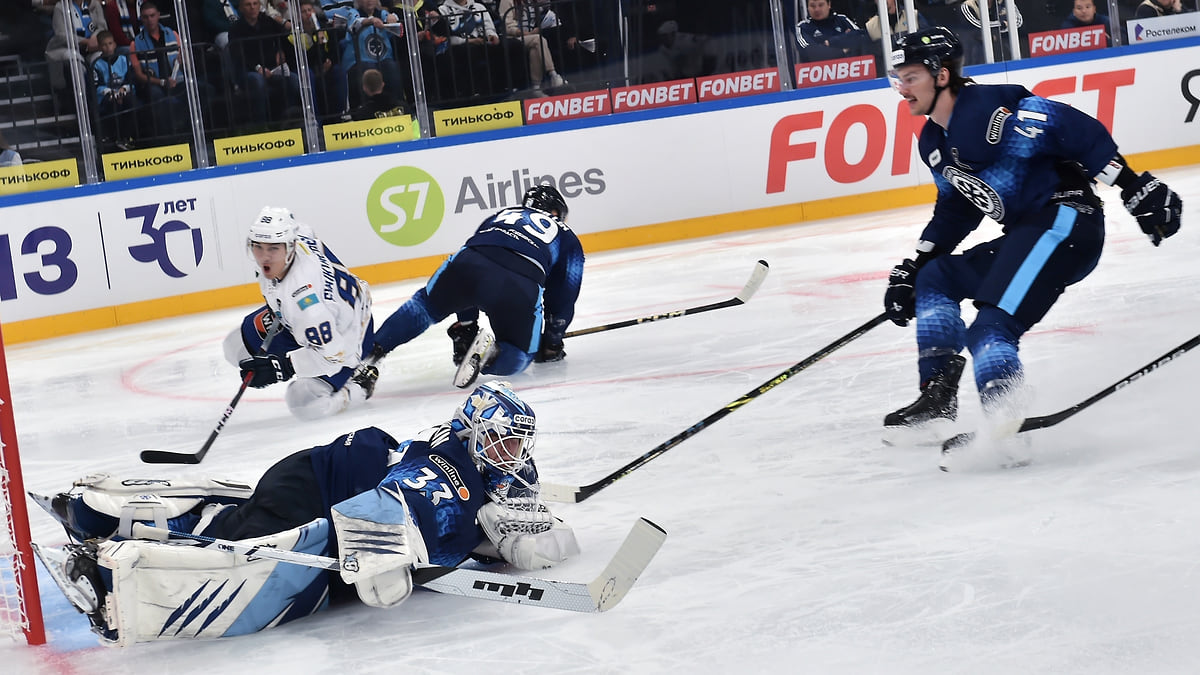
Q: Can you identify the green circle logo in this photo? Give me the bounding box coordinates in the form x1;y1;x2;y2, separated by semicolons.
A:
366;166;445;246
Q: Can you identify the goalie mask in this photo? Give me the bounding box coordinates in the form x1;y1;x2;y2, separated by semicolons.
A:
248;206;301;267
451;381;537;495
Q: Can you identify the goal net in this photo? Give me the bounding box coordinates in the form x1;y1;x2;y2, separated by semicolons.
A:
0;322;45;645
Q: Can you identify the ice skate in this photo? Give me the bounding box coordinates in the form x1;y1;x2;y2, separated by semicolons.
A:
28;490;102;543
447;320;479;366
882;355;966;446
940;378;1033;471
453;328;496;389
351;363;379;399
31;541;114;639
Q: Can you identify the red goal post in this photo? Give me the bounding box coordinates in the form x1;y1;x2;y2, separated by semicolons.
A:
0;322;45;645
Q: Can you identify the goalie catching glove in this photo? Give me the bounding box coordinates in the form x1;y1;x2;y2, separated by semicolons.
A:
1120;172;1182;246
239;353;295;387
477;497;579;570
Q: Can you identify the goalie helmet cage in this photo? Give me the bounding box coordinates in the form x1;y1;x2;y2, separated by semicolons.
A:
0;322;45;645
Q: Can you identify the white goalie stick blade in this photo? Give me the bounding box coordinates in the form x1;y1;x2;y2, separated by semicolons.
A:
412;518;667;612
537;482;581;504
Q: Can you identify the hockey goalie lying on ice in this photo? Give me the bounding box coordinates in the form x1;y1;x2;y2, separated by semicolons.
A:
30;381;580;647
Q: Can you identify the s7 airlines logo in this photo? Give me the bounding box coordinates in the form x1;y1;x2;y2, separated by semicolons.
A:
366;166;446;246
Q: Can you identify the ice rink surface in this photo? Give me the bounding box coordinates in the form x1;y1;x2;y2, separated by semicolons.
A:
3;166;1199;674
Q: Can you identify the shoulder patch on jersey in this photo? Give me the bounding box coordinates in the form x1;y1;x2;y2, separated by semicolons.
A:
297;293;319;310
928;148;942;167
986;107;1011;145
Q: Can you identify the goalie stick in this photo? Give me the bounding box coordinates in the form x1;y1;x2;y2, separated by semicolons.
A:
541;312;890;503
563;260;769;338
941;330;1200;460
140;315;283;465
130;517;666;613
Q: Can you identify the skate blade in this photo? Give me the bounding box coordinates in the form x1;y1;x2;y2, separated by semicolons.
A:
882;418;955;447
31;542;99;613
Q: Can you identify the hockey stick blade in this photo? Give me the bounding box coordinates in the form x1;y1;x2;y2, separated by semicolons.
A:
131;517;667;613
564;260;769;338
140;319;284;464
940;331;1200;467
542;313;889;503
414;517;667;612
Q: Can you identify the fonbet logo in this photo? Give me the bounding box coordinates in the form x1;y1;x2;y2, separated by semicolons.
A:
366;166;446;246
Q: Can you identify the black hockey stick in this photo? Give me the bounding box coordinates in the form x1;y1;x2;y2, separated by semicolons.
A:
942;330;1200;456
131;518;666;613
564;260;769;338
140;318;283;465
541;312;890;503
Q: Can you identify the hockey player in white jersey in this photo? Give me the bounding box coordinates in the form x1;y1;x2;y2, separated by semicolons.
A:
29;382;579;646
223;206;379;420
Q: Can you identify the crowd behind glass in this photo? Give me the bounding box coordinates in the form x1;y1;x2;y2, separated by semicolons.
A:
0;0;1193;181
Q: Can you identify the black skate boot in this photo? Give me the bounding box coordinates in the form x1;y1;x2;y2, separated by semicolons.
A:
883;355;966;445
31;541;116;640
447;321;479;366
351;364;379;399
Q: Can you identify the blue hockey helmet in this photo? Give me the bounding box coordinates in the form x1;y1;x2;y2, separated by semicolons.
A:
451;381;537;480
522;184;569;223
890;26;964;78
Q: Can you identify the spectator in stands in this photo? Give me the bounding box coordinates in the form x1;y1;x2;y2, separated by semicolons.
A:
90;29;138;149
351;67;405;119
795;0;867;63
293;0;350;121
441;0;521;98
864;0;930;70
130;0;189;136
99;0;139;51
341;0;406;109
498;0;566;91
1135;0;1192;17
0;131;22;167
45;0;107;97
959;0;1023;65
1061;0;1112;45
228;0;300;126
641;19;710;83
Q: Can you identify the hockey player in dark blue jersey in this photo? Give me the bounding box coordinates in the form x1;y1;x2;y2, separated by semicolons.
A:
30;381;579;646
366;183;586;390
880;27;1182;452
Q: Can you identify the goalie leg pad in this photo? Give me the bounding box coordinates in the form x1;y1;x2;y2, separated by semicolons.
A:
96;518;332;646
331;486;428;608
41;473;253;542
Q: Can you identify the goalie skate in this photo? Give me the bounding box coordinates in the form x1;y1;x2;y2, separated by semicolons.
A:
31;542;114;639
454;328;496;389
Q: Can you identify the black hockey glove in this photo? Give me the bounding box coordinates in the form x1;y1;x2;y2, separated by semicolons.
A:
884;259;919;327
1121;172;1182;246
534;337;566;363
239;353;295;388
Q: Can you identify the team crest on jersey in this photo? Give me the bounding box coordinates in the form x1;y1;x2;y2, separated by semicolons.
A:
297;293;319;310
429;454;471;500
950;147;975;171
986;107;1011;145
942;166;1004;221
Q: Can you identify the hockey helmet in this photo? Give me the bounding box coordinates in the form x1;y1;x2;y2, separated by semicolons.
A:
451;380;537;480
890;26;963;78
248;206;300;265
522;184;569;223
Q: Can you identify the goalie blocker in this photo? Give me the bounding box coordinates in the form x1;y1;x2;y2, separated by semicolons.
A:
31;381;584;646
